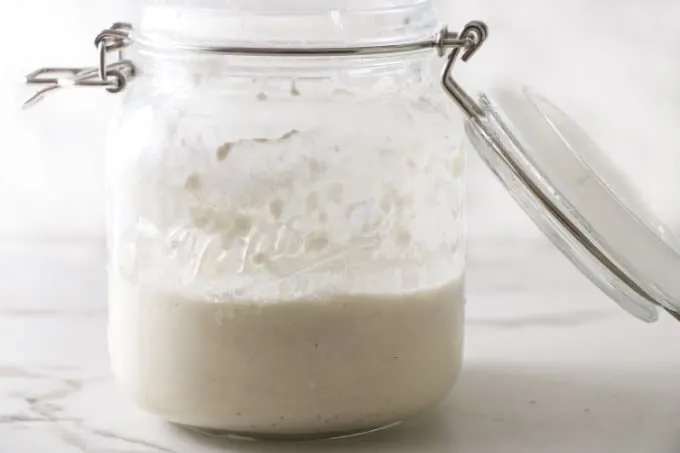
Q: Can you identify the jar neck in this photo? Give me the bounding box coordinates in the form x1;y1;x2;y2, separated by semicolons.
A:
126;0;443;98
130;46;437;98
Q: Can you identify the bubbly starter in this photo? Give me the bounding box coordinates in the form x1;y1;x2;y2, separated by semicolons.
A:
108;120;465;435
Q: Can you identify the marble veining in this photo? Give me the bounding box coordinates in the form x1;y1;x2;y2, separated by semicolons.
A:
1;365;175;452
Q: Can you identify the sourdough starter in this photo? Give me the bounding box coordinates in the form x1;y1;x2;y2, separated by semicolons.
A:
107;110;465;435
109;279;463;435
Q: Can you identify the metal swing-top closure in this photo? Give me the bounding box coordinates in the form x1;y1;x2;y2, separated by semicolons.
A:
24;22;136;109
22;20;489;115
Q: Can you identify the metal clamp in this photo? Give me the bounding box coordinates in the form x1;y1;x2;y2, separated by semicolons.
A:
441;21;488;118
23;22;136;109
23;20;487;113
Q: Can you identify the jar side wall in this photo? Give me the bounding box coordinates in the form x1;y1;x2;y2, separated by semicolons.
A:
106;75;465;433
107;76;464;299
129;47;439;101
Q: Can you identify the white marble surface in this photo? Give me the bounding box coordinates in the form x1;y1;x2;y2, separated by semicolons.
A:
2;238;680;453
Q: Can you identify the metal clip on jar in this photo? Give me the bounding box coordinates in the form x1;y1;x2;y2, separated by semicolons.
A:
24;0;680;441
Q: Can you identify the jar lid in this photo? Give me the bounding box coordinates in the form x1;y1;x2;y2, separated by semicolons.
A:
464;87;680;322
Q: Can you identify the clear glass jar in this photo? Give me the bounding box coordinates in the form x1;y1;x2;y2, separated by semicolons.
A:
105;0;466;438
22;0;680;442
22;0;680;445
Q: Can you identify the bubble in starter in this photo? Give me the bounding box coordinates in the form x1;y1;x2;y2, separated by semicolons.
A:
304;232;329;253
269;199;283;219
252;253;267;266
395;228;412;246
306;192;319;213
327;183;343;203
216;143;233;161
232;216;252;236
185;173;201;191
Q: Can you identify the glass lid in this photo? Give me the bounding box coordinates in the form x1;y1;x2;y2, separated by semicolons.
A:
463;87;680;322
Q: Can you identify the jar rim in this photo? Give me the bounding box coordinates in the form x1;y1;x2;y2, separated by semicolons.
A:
132;0;441;50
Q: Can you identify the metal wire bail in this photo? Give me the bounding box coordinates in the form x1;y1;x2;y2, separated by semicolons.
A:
23;22;136;109
441;21;489;119
23;20;488;112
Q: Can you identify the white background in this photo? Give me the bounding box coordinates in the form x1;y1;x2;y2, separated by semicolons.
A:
1;0;679;241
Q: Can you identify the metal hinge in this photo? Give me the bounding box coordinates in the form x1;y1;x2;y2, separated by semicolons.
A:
23;22;135;109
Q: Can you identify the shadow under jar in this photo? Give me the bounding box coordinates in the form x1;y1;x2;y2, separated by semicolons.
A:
105;0;466;439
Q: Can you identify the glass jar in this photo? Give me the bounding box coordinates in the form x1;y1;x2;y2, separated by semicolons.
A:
25;0;680;443
103;0;466;438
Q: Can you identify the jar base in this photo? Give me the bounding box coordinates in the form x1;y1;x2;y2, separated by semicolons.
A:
173;420;403;442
